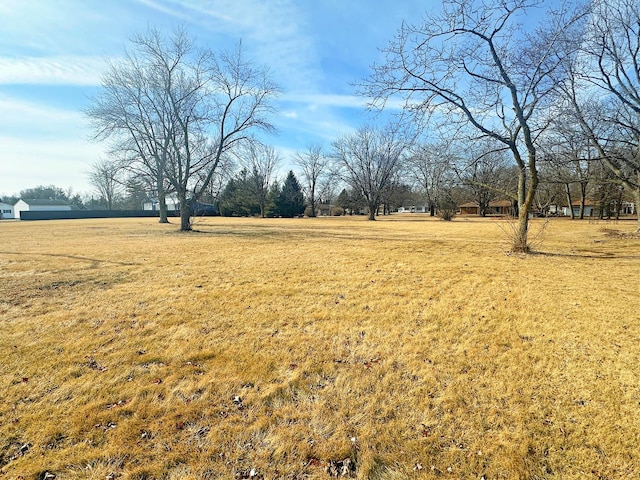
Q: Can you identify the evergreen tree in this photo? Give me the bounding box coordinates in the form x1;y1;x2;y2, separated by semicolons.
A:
218;170;260;216
265;183;280;217
68;193;85;209
273;171;305;218
336;187;365;215
336;188;350;213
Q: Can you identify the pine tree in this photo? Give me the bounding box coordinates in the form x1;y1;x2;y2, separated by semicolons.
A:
218;170;260;217
336;187;365;215
273;171;305;218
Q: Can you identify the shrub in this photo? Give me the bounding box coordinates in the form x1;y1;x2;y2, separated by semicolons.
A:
437;207;456;221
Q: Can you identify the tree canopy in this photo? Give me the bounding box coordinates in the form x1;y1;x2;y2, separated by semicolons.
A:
87;27;279;230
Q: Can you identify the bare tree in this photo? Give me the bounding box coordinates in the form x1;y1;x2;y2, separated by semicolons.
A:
294;144;330;217
166;41;279;230
332;123;411;220
86;30;177;223
88;158;124;210
458;142;514;217
197;152;235;206
380;177;415;215
531;166;564;216
408;141;456;216
559;0;640;230
87;27;279;231
316;170;341;215
236;143;280;218
539;121;596;219
363;0;585;251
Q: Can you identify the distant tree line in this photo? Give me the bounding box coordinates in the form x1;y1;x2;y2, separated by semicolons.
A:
74;0;640;252
0;182;150;212
361;0;640;251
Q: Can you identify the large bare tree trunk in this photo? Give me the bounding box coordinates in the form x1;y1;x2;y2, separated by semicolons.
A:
614;186;624;220
157;176;168;224
309;190;317;218
565;183;575;219
178;192;191;231
512;162;539;253
513;170;529;252
578;182;587;220
367;202;376;221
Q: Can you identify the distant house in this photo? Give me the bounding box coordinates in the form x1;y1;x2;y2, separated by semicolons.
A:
561;199;636;217
142;196;180;211
13;199;73;220
190;200;217;216
621;201;636;215
562;200;596;217
459;199;513;216
397;205;428;213
547;204;563;215
0;202;15;219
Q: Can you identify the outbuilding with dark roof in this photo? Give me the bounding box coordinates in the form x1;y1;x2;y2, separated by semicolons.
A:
13;199;73;220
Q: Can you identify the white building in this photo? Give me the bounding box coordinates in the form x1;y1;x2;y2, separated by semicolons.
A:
0;202;15;219
142;196;180;211
13;199;72;219
561;200;636;217
621;201;636;215
397;205;428;213
561;203;596;217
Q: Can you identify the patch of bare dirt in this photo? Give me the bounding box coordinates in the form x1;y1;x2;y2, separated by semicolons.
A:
599;227;640;239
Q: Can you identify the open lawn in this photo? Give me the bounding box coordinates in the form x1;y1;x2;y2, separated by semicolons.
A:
1;215;639;479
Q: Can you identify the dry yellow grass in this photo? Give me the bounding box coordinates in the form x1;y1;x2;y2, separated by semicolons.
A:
0;215;639;480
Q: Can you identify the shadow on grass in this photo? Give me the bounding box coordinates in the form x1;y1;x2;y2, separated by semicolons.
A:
184;227;448;244
530;250;640;260
1;252;139;267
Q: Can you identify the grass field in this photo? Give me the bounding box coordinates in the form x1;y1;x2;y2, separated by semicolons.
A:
1;215;639;480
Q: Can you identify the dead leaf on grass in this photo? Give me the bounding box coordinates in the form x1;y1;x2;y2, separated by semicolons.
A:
105;399;129;409
85;356;107;372
326;458;356;477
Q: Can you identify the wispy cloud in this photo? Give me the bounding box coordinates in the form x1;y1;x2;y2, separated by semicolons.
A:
135;0;319;91
0;56;107;86
135;0;195;22
284;93;369;110
0;1;136;57
0;96;86;134
274;108;359;145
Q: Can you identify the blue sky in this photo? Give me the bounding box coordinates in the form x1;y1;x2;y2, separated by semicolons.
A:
0;0;430;197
